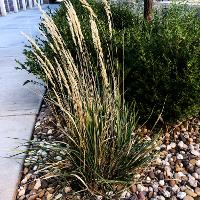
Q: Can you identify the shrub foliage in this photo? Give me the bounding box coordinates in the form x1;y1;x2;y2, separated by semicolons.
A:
19;1;200;123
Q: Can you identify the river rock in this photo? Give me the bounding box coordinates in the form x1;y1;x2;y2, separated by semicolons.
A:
177;192;186;199
185;189;197;197
195;187;200;196
196;160;200;167
183;196;194;200
191;150;199;156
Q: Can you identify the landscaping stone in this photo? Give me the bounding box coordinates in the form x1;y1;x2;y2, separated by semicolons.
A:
16;102;200;199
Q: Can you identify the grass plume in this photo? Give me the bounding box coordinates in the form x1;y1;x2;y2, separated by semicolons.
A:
23;0;160;196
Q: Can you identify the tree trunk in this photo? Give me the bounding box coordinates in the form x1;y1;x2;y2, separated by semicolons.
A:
144;0;153;22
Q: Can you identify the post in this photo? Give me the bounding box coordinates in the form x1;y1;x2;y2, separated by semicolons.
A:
0;0;7;16
28;0;32;8
13;0;18;12
21;0;26;10
33;0;36;6
144;0;153;22
40;0;43;4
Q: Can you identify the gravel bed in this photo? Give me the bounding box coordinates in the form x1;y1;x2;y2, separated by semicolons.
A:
16;103;200;200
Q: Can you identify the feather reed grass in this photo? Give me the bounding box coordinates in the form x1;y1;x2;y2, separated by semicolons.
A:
24;0;160;196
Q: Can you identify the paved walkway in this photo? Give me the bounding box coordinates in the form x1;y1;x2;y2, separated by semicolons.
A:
0;5;58;200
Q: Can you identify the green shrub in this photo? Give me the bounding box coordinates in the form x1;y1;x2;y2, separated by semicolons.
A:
23;0;160;196
18;2;200;123
121;4;200;123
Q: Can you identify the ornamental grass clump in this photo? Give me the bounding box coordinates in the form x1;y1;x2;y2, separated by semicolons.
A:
24;0;160;196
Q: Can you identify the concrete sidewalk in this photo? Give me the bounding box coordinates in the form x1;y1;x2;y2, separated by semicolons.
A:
0;5;58;200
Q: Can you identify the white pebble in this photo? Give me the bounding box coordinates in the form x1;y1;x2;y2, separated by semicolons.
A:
55;156;62;161
180;186;187;191
134;174;141;179
64;186;72;193
192;172;199;179
197;168;200;175
120;191;131;198
172;185;180;193
162;160;170;166
163;190;171;197
146;176;151;183
152;182;159;190
156;157;162;165
35;121;41;127
177;172;186;178
191;150;200;156
188;174;198;187
177;154;183;160
170;142;176;148
47;129;53;134
196;160;200;167
178;141;184;148
155;146;160;151
167;145;171;150
149;187;153;192
177;192;186;199
160;144;166;149
189;144;194;150
159;180;165;186
41;151;47;157
137;184;145;192
21;177;28;184
34;179;41;190
166;170;173;177
157;196;165;200
55;194;62;200
106;191;113;196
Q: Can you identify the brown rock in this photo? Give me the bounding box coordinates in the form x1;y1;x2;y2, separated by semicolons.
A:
47;187;54;194
148;191;153;199
23;167;29;175
18;188;26;197
45;191;53;200
183;196;194;200
28;182;35;191
29;190;37;196
175;164;182;172
185;189;197;197
149;171;155;179
130;184;137;193
28;194;38;200
195;187;200;196
116;184;124;192
189;159;196;165
188;138;193;144
34;179;41;190
170;149;176;154
173;156;177;162
169;180;176;187
38;190;45;198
